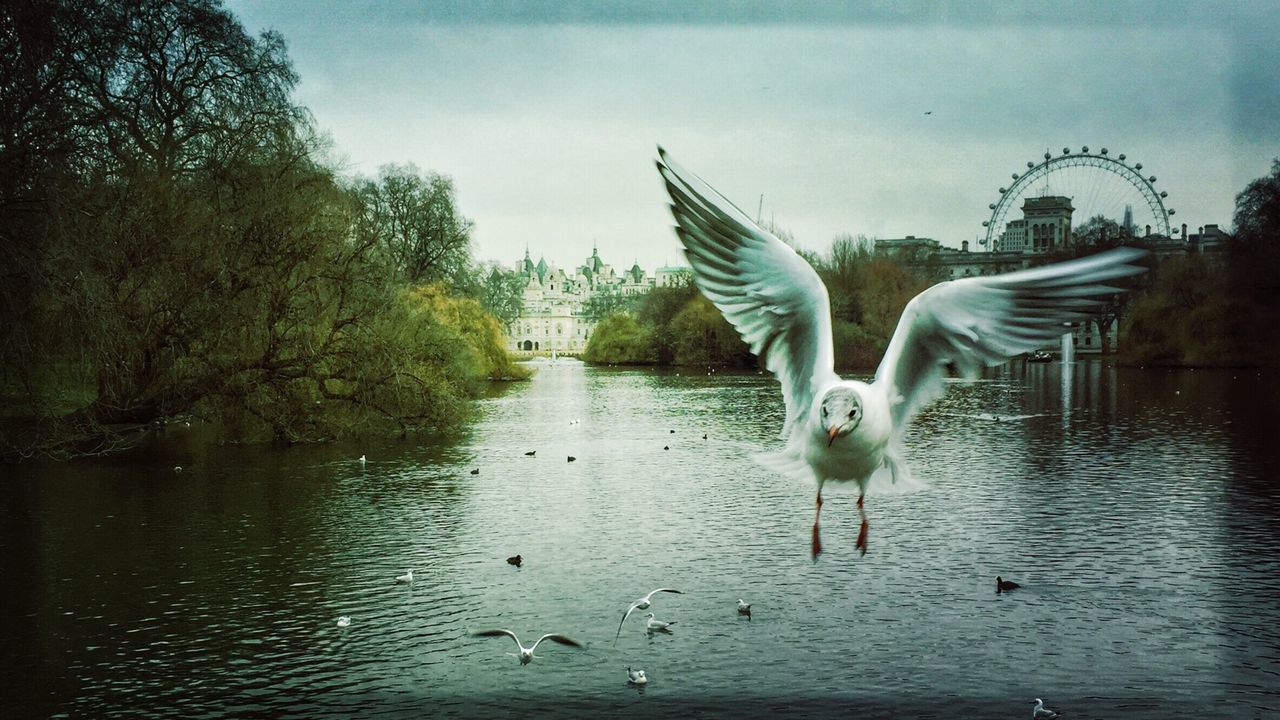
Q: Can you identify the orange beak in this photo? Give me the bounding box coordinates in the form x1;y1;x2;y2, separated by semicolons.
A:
827;425;840;447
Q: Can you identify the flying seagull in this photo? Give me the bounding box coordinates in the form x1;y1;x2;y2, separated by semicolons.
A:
615;588;683;643
655;147;1147;559
471;629;585;665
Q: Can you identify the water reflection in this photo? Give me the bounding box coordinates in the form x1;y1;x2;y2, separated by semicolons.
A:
0;360;1277;718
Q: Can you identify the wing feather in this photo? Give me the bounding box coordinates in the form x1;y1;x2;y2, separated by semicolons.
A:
873;247;1148;440
657;147;838;436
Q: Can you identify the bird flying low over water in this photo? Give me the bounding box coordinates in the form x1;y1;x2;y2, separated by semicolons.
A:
615;588;683;643
471;629;585;665
656;147;1148;559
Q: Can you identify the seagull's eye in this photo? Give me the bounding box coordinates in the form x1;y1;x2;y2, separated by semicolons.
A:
821;407;828;418
848;410;856;418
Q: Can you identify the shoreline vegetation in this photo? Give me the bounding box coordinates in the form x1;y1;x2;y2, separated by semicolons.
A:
0;1;530;461
3;2;1277;460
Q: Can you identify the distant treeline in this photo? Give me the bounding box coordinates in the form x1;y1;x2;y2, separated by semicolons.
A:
587;163;1280;372
0;0;528;459
583;233;933;372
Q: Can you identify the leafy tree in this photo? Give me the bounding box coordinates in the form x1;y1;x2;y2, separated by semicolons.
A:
669;295;753;368
582;313;651;364
1229;159;1280;340
636;283;699;363
475;262;525;327
355;163;474;287
582;284;634;319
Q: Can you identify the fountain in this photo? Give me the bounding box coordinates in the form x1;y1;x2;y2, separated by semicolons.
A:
1061;331;1075;365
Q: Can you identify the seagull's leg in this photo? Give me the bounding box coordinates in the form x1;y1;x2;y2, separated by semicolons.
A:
812;490;824;559
855;494;869;556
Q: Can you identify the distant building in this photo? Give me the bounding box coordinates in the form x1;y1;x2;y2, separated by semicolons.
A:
506;246;688;354
1021;195;1074;253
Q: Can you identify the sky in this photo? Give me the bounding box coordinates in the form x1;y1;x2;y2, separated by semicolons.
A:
226;0;1280;273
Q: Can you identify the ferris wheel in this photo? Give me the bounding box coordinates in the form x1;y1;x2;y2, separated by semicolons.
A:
980;146;1173;250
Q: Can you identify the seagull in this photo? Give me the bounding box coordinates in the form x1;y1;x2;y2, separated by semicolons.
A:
470;468;479;475
737;599;752;615
1031;698;1060;719
627;666;649;685
656;147;1148;558
615;588;683;643
644;612;675;634
997;576;1022;593
471;629;585;665
336;615;351;628
395;569;414;584
524;451;536;456
507;554;522;567
358;454;366;466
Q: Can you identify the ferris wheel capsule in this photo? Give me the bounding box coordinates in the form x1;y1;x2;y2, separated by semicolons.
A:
1160;191;1168;197
1100;148;1109;155
999;187;1006;194
1062;147;1071;155
1027;161;1035;168
1044;152;1051;160
989;203;996;209
982;221;990;227
1119;154;1126;161
1149;176;1156;183
1168;209;1175;215
1135;163;1143;170
1082;146;1089;153
1012;173;1019;180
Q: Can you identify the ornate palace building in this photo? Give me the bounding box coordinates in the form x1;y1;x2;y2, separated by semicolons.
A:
506;246;690;354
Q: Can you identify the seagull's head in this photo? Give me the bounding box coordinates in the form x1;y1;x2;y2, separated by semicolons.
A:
820;387;863;446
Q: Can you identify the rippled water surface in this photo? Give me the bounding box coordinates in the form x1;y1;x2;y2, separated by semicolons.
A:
2;361;1279;718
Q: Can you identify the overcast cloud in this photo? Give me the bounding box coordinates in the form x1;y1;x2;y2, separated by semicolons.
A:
227;0;1280;271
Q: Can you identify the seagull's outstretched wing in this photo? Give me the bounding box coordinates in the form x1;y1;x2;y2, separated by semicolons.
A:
657;148;838;437
873;247;1148;439
472;628;521;648
641;588;682;602
530;633;585;651
615;602;644;643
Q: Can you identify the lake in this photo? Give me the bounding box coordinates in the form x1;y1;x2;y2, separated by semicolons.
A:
1;360;1278;718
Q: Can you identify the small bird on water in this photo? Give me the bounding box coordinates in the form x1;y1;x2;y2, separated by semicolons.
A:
656;147;1148;559
395;569;414;584
1031;698;1060;719
644;612;675;634
507;554;522;567
336;615;351;628
471;629;585;665
470;468;479;475
567;456;576;462
997;576;1022;593
524;451;536;456
627;666;649;685
737;599;752;616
